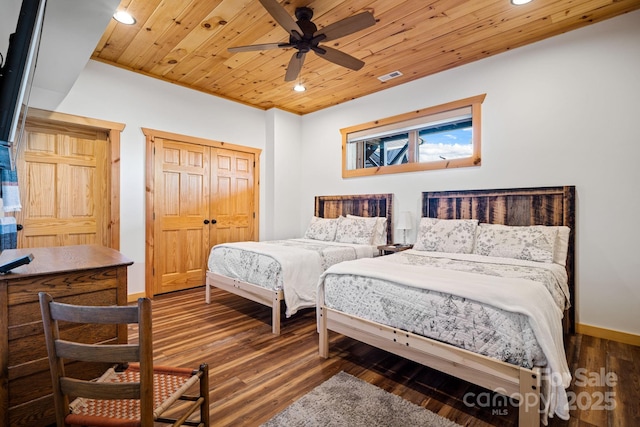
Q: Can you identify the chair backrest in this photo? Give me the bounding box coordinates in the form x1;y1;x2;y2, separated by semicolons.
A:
39;292;155;426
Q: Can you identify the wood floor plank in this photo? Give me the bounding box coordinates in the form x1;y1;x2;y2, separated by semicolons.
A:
137;287;636;427
607;346;639;427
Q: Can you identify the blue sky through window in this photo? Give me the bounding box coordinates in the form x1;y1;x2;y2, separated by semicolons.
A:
419;126;472;162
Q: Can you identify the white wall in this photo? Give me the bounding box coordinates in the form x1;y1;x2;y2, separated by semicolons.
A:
2;0;121;110
263;109;303;240
0;0;20;55
300;11;640;336
50;61;267;295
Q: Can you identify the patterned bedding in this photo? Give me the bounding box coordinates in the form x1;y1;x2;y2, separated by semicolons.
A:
319;249;572;422
321;250;569;369
208;238;376;316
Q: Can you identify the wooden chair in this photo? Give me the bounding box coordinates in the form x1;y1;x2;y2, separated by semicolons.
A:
39;292;210;427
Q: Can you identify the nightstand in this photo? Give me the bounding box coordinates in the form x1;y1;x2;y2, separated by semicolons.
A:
377;244;413;256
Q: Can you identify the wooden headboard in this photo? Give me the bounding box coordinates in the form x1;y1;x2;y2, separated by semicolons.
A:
422;186;576;334
315;193;394;244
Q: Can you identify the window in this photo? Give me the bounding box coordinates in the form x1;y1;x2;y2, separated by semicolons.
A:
342;94;485;177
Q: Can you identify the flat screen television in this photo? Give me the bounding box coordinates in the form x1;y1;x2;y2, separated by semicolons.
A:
0;0;46;168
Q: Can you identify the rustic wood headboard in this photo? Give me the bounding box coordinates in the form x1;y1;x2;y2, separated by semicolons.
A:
315;193;394;244
422;186;576;334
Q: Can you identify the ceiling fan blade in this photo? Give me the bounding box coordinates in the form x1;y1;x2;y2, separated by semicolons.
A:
314;45;364;71
228;42;289;53
285;51;306;82
259;0;303;37
314;11;376;42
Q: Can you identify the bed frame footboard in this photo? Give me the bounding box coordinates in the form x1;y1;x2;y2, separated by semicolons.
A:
206;272;283;335
318;305;542;427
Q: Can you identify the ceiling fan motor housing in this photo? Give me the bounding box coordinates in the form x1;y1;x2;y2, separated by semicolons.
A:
294;6;314;21
290;7;320;53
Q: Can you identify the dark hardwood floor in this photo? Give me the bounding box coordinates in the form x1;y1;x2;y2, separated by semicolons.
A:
137;287;639;427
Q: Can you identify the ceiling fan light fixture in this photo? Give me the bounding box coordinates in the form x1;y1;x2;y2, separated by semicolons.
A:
293;83;306;92
510;0;533;5
113;10;136;25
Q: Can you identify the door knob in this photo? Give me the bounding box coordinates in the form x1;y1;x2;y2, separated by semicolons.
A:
211;219;217;224
203;219;210;224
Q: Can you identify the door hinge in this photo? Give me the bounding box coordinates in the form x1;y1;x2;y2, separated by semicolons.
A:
253;212;256;218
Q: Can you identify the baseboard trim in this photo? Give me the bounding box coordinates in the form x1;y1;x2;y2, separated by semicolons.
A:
127;292;146;303
577;323;640;346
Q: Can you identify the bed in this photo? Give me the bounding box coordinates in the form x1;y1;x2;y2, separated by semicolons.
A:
318;186;575;427
206;193;393;335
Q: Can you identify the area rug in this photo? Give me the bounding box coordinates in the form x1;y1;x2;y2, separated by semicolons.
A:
260;371;463;427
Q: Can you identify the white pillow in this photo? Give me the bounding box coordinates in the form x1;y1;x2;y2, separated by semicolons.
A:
335;216;377;245
552;226;571;266
413;218;479;254
303;216;338;241
373;218;388;246
347;214;387;245
474;224;558;263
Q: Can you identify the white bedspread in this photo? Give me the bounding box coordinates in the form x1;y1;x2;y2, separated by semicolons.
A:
320;253;571;423
213;239;374;316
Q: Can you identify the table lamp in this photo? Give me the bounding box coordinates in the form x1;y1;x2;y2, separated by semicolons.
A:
396;211;412;245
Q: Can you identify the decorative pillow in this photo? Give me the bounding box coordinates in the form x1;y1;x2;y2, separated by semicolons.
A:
413;218;479;254
372;218;388;246
473;224;558;263
347;214;387;245
553;226;571;266
335;216;377;245
303;216;338;241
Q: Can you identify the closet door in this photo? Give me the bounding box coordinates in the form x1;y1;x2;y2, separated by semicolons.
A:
151;136;258;295
210;147;255;244
14;122;110;248
153;138;211;295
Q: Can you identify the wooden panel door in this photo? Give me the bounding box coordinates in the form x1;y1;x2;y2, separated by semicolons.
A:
210;148;255;244
14;122;109;248
153;138;211;295
147;128;260;297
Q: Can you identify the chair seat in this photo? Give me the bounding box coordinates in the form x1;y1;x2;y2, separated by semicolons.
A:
39;293;209;427
67;364;202;427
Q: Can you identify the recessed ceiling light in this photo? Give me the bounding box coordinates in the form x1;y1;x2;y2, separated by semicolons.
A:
113;10;136;25
511;0;532;5
293;83;306;92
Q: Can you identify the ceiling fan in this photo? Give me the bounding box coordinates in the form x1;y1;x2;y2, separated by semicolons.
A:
228;0;376;82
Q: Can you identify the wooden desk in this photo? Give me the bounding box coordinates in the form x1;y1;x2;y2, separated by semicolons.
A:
0;245;133;427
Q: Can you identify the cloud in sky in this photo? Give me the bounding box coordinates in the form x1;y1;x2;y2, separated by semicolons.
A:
419;127;472;160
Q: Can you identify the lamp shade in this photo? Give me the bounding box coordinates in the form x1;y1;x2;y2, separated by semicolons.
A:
396;211;413;230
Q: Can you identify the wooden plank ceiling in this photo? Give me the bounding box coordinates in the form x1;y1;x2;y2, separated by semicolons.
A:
93;0;640;115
